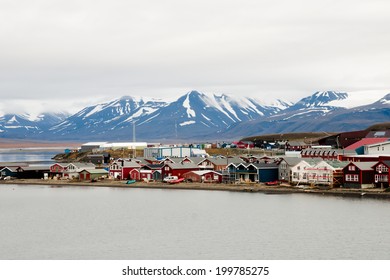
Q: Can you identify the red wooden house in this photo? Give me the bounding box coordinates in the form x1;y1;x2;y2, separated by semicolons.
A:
161;162;199;180
372;160;390;189
109;160;141;180
49;163;67;178
121;161;141;180
232;141;254;149
342;162;376;189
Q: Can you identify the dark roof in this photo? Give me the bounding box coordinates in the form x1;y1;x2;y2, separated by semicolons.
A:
143;164;164;170
19;165;50;171
376;160;390;167
0;166;18;172
252;163;279;169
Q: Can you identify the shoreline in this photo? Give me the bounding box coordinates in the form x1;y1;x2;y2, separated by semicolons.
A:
2;179;390;199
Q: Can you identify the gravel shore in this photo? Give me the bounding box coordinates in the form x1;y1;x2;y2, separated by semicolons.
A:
2;179;390;199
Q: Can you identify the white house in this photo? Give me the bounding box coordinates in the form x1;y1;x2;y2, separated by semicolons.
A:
100;142;148;150
144;146;208;158
64;162;96;179
278;157;322;184
364;141;390;155
305;160;349;187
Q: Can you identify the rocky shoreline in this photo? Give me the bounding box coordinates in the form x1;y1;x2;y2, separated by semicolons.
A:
2;179;390;199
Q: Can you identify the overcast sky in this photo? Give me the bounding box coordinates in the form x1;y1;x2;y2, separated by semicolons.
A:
0;0;389;115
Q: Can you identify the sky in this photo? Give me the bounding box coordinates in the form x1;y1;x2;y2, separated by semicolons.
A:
0;0;389;116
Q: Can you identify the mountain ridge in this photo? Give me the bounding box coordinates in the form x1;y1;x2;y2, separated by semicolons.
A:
0;90;389;141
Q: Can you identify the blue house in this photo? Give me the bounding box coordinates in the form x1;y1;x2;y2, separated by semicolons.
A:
253;163;279;183
226;162;279;183
0;167;18;178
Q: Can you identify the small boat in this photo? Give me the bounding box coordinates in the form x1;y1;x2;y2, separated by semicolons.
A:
169;178;185;184
265;180;279;186
125;179;136;184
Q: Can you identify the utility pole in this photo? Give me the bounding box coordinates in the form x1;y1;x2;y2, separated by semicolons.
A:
175;120;178;139
132;120;136;158
133;120;136;142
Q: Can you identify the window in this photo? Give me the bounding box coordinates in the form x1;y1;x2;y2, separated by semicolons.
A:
345;174;359;182
348;165;356;171
376;165;389;173
375;174;388;182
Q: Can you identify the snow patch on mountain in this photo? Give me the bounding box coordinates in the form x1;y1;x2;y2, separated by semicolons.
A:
200;93;237;122
219;95;241;120
327;90;389;108
85;104;104;118
378;93;390;105
7;116;19;124
179;120;196;126
124;107;159;121
201;114;211;121
183;93;196;118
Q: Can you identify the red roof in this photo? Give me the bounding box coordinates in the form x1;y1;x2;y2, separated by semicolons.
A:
345;138;389;151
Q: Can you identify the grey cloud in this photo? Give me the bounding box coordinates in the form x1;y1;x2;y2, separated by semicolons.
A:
0;0;389;114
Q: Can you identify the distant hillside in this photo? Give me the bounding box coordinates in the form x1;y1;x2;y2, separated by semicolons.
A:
241;132;334;144
365;122;390;131
241;122;390;145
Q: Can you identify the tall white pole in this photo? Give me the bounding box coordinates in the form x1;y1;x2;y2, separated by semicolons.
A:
132;120;136;158
133;120;136;142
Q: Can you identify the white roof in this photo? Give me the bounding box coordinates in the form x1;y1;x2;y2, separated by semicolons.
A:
82;142;108;146
100;142;147;148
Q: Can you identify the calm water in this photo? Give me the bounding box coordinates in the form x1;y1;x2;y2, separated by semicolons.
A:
1;184;390;260
1;151;390;260
0;150;59;165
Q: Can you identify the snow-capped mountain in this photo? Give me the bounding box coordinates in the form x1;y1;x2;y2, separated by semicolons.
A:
48;96;167;138
286;91;348;111
133;90;283;139
45;91;282;140
327;90;390;108
222;91;390;137
268;91;350;122
1;90;389;141
0;112;68;138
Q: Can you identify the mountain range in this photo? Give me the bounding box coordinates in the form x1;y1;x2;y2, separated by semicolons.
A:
0;90;389;141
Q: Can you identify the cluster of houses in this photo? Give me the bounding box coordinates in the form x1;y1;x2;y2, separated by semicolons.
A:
1;127;390;189
0;162;109;181
1;150;389;189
